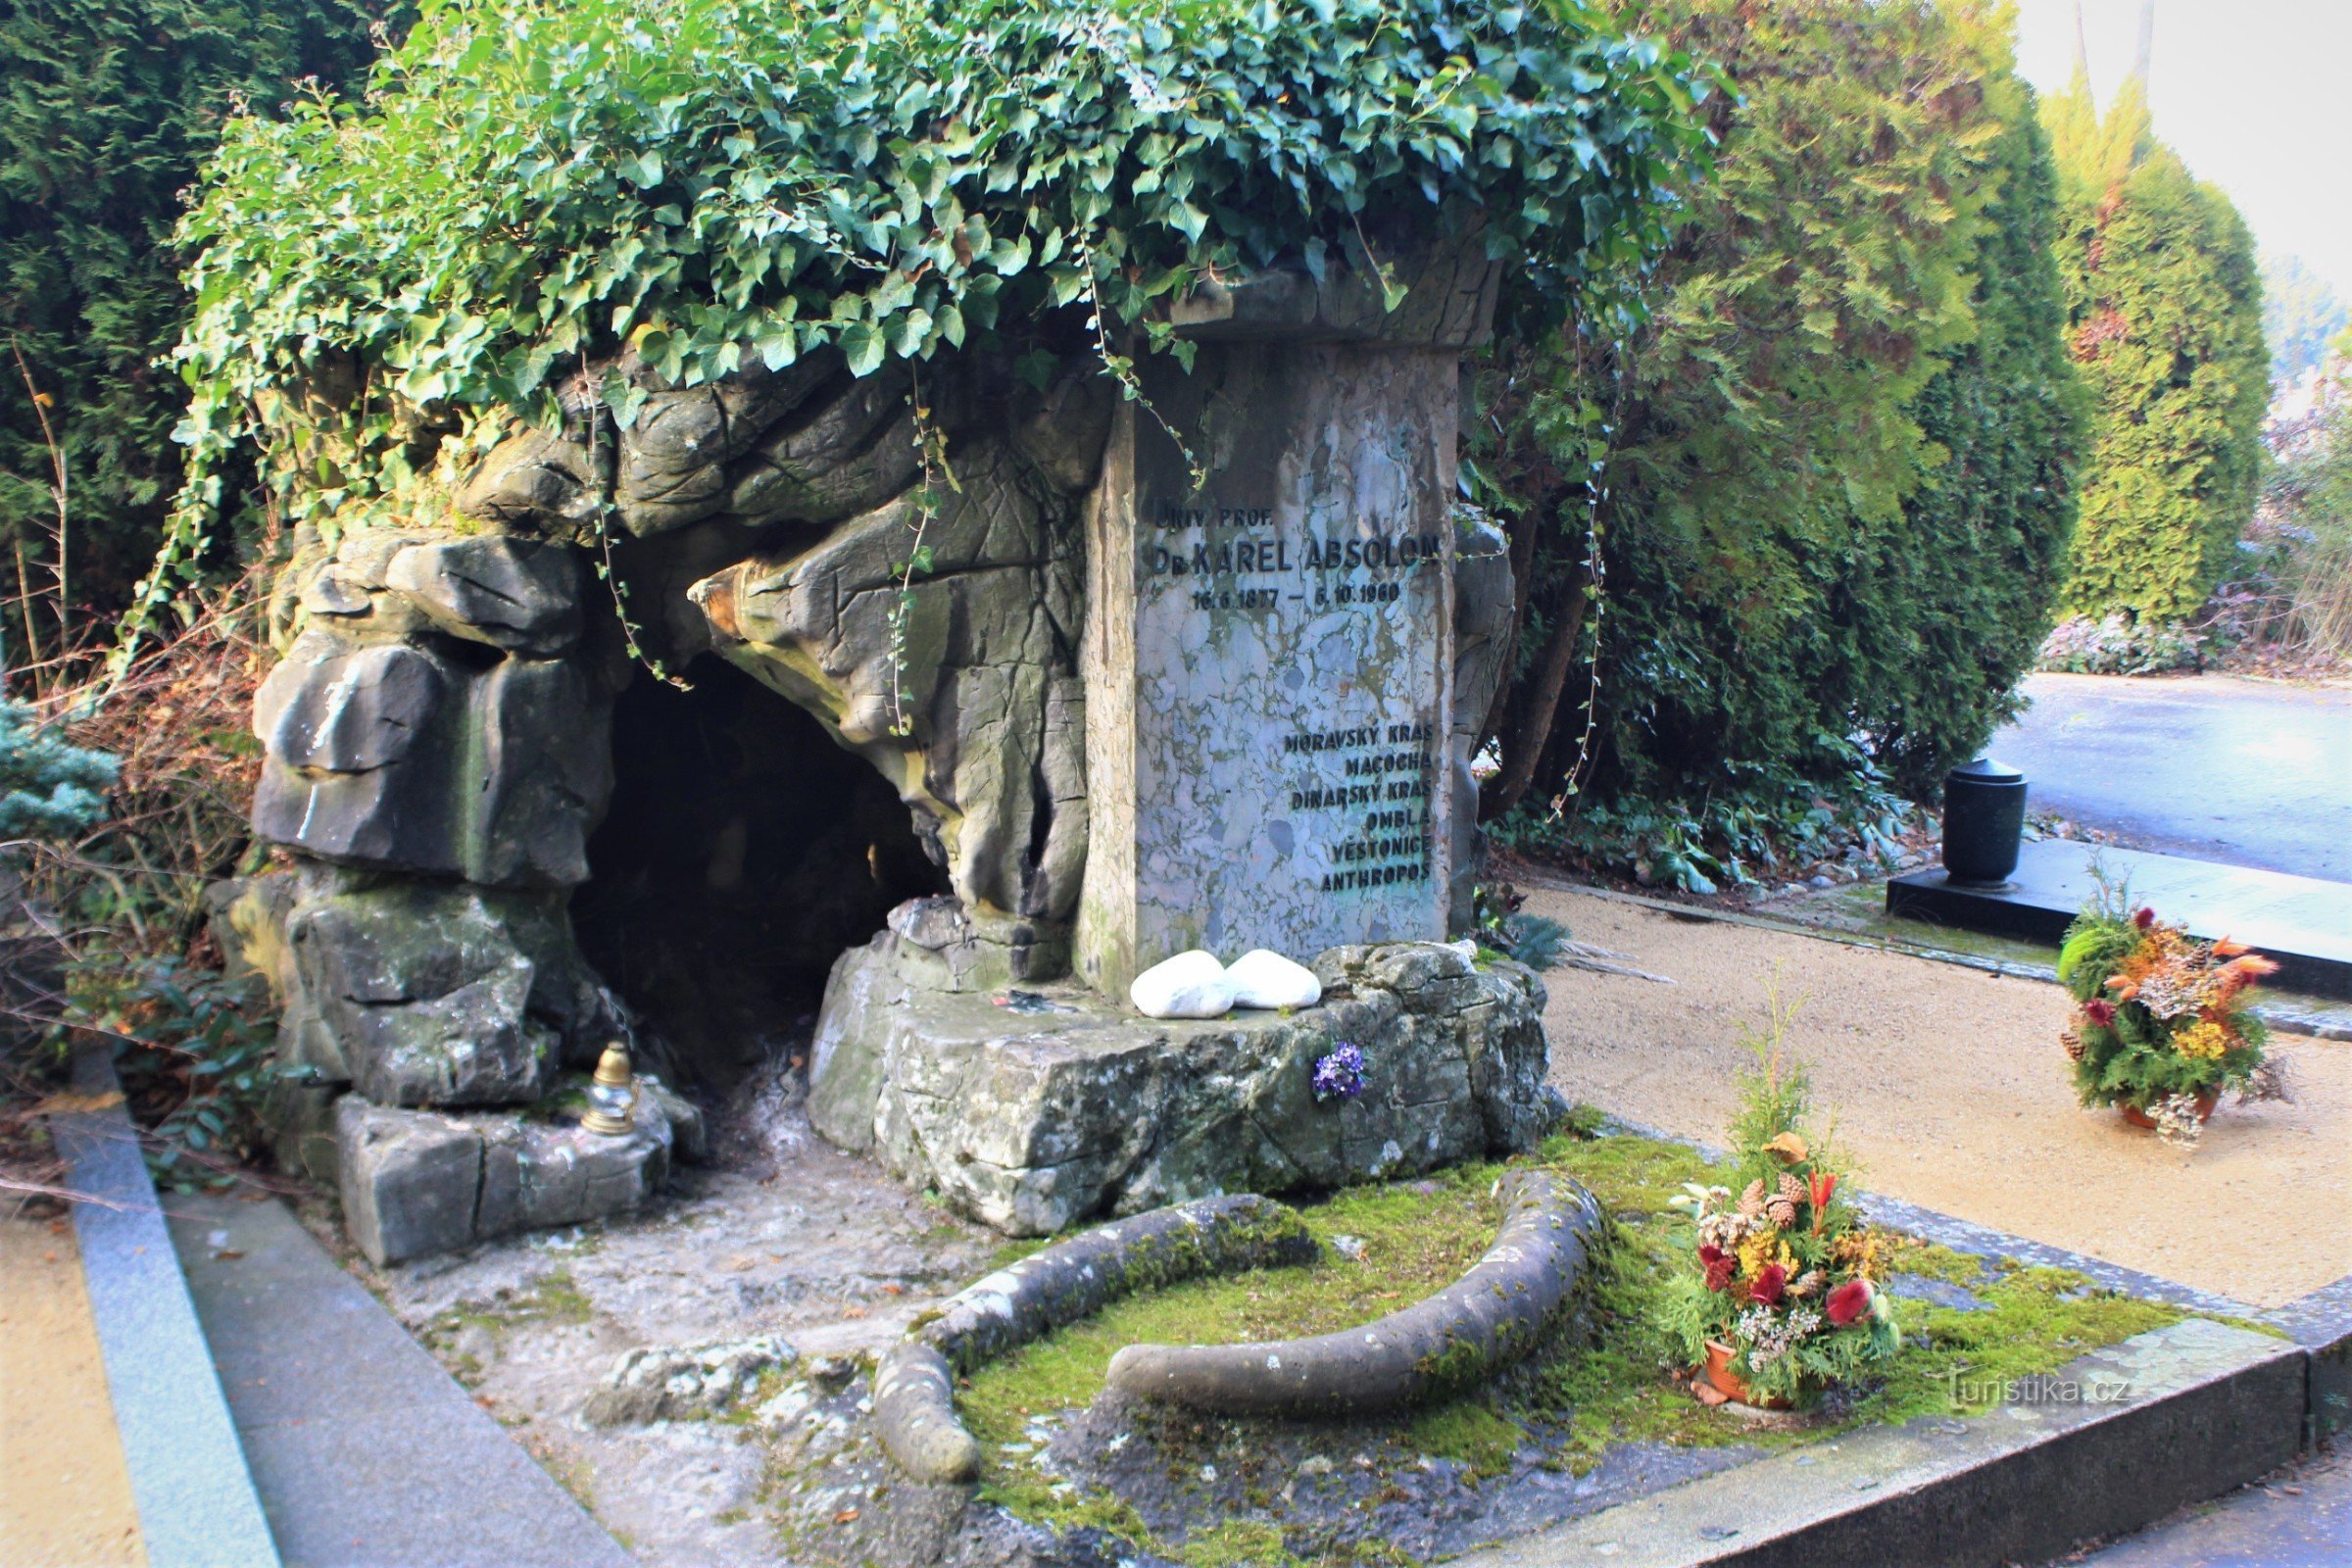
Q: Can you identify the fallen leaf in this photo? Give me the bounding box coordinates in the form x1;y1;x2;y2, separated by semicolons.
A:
832;1508;860;1524
30;1091;124;1115
881;1283;905;1296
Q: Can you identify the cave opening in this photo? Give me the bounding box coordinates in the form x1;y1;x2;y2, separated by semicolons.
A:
570;653;946;1092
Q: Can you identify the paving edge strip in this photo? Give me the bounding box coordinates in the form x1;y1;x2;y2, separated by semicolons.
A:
53;1045;280;1568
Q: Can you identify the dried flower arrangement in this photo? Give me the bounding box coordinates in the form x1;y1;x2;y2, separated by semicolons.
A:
1660;986;1900;1408
2057;873;2292;1149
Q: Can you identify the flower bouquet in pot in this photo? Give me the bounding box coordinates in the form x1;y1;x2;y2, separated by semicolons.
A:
2057;878;2291;1148
1660;995;1900;1410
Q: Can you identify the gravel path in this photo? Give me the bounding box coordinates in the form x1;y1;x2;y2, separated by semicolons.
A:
0;1216;143;1566
1527;886;2352;1308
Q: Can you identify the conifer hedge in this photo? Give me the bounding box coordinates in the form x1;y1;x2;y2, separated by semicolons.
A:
1473;0;2082;848
2044;77;2267;622
0;0;393;637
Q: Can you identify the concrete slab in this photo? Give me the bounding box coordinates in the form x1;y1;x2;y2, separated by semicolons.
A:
1449;1319;2309;1568
1887;840;2352;1000
53;1049;280;1568
166;1191;635;1568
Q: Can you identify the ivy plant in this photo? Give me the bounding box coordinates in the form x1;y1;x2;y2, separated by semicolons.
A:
137;0;1713;654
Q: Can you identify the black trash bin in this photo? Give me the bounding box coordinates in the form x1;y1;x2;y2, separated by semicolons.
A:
1941;758;2027;886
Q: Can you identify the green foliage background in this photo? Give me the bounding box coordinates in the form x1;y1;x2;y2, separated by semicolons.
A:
1472;0;2081;863
2044;75;2267;622
0;0;393;637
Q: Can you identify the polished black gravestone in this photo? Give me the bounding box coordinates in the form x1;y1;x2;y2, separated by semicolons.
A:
1888;839;2352;1001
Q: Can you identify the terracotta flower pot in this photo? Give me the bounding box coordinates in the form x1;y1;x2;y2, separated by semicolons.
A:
1696;1340;1791;1411
2119;1092;2219;1131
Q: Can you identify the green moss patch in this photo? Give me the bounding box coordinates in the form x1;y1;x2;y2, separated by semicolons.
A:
960;1165;1497;1446
431;1267;596;1344
956;1118;2204;1563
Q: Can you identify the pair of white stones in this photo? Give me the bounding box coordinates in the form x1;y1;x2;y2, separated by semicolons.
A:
1128;949;1322;1019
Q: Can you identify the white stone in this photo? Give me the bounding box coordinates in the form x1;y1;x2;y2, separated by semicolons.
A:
1128;950;1236;1019
1225;949;1322;1009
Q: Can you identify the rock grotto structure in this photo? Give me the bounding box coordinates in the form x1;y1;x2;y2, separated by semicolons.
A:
215;242;1556;1261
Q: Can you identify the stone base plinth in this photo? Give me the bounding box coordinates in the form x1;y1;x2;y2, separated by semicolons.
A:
809;934;1555;1235
329;1089;685;1265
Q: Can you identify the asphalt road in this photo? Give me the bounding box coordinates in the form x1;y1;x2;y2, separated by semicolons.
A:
1989;673;2352;885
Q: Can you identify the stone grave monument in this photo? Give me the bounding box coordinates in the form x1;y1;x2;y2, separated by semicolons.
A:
215;238;1551;1260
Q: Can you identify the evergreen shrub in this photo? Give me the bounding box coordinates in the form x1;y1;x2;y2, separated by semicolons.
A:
1471;0;2081;879
2044;75;2267;622
0;0;392;624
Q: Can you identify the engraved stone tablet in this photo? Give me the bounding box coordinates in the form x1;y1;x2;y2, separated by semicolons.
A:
1078;336;1465;993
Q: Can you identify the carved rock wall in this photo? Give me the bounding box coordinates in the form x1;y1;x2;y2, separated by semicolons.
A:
223;253;1518;1257
253;533;612;888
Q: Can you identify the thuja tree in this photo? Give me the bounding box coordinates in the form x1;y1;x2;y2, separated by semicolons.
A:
1850;99;2082;790
1472;0;2080;849
150;0;1711;622
2044;73;2267;622
0;0;394;650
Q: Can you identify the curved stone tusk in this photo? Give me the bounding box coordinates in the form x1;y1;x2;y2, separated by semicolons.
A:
873;1192;1317;1484
1104;1169;1601;1417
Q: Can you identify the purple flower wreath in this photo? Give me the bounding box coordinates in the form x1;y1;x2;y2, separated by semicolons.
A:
1312;1042;1366;1102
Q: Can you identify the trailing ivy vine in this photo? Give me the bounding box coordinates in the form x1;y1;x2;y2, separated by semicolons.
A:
131;0;1714;671
0;0;395;644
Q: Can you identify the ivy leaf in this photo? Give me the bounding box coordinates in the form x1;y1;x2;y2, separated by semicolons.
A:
839;319;885;377
989;234;1032;275
1014;349;1059;392
757;326;799;370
